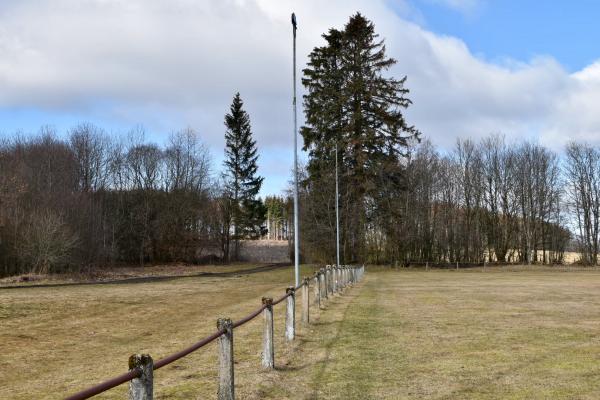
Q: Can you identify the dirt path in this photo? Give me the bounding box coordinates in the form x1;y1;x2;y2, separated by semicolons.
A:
0;262;291;290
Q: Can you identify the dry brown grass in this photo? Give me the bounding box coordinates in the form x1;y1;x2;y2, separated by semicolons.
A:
0;264;318;399
4;266;600;399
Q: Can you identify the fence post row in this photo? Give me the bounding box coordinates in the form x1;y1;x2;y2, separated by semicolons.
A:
285;286;295;341
302;277;310;325
128;354;153;400
217;318;234;400
64;265;366;400
261;297;274;369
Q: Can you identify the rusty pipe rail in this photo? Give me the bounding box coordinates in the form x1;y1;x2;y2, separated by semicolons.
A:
64;369;141;400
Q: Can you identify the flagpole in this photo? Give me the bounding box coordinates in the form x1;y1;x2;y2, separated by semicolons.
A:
335;141;340;268
291;12;300;287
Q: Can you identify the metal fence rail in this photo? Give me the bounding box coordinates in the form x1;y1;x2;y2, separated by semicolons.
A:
64;264;365;400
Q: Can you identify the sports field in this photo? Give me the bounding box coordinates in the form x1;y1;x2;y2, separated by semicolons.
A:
2;266;600;399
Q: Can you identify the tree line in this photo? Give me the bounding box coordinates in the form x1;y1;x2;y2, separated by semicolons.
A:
3;12;600;276
296;13;598;266
0;94;267;277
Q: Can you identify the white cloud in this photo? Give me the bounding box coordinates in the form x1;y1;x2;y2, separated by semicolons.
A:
0;0;600;194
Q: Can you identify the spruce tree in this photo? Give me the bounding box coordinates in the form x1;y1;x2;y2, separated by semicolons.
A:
223;93;265;260
301;13;420;262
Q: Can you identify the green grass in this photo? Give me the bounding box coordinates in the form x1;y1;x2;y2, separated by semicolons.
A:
4;266;600;399
259;268;600;399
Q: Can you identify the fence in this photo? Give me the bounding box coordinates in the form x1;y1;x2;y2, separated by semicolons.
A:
64;264;365;400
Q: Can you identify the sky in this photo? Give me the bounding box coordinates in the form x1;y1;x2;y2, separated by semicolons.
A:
1;0;600;196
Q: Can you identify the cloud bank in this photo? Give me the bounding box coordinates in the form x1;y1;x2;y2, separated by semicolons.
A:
0;0;599;192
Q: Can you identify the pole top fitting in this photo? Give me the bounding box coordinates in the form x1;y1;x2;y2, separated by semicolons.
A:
217;317;233;331
262;297;273;306
129;354;153;370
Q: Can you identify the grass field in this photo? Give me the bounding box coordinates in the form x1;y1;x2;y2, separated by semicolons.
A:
3;266;600;399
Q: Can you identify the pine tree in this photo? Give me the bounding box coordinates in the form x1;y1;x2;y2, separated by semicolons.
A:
301;13;420;262
223;93;265;260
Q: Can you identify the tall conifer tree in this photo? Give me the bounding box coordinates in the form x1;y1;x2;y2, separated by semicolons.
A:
301;13;420;262
223;93;265;260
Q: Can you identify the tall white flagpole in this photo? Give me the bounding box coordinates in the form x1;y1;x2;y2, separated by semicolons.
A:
291;12;300;286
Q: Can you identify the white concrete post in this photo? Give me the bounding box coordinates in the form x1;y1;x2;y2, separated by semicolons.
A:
319;268;327;300
128;354;153;400
332;267;337;293
217;318;234;400
285;287;295;341
302;277;309;325
261;298;274;369
313;274;321;309
324;267;330;296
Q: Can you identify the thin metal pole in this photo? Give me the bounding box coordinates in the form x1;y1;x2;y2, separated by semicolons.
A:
335;142;340;267
292;12;300;287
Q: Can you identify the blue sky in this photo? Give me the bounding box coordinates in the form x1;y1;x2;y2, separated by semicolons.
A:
1;0;600;196
412;0;599;72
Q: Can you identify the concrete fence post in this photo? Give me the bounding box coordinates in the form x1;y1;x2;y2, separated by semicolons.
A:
302;277;310;325
328;267;333;295
217;318;234;400
332;267;338;293
313;274;321;309
319;268;327;300
128;354;153;400
261;298;274;369
285;287;295;341
345;267;349;288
